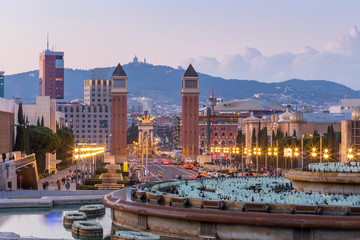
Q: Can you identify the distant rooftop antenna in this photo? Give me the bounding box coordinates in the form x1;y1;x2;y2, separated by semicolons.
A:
47;32;49;50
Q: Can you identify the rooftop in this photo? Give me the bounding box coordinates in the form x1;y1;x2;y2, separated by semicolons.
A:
183;64;198;77
215;99;286;112
112;63;127;77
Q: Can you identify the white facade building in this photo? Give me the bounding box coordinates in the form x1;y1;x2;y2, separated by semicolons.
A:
329;99;360;113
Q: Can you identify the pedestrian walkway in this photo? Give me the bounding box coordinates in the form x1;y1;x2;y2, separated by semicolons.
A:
38;165;78;191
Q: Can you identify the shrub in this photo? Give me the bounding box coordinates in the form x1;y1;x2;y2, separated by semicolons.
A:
78;185;98;190
95;168;108;174
116;170;129;177
84;179;102;186
117;180;132;187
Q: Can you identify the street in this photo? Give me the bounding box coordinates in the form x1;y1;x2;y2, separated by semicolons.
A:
135;160;199;182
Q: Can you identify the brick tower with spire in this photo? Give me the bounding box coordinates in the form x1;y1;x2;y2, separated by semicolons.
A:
181;64;200;161
111;63;128;163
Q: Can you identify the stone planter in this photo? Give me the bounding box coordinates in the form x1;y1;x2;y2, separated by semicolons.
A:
63;212;87;229
72;221;103;239
79;204;106;217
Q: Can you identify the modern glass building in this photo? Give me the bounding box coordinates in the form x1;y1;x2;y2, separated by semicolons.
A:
0;71;4;98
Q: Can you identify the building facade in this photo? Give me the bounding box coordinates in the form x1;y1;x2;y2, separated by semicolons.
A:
56;103;111;146
84;79;112;106
39;49;64;99
0;71;4;98
111;64;128;163
181;64;200;160
341;107;360;161
0;97;15;154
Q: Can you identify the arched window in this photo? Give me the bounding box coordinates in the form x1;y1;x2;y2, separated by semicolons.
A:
201;132;205;137
221;141;226;147
214;132;218;137
229;132;233;137
221;132;225;137
214;141;218;146
229;141;233;146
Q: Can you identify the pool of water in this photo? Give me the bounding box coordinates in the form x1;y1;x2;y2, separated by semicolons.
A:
0;205;113;239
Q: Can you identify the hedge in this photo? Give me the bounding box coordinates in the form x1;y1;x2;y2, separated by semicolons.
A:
84;178;102;186
96;168;108;174
78;185;98;190
117;180;132;186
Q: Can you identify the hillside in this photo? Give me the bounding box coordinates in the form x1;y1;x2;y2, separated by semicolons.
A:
4;63;360;107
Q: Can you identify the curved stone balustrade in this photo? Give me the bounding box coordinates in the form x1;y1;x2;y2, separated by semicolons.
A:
103;186;360;240
308;162;360;173
285;169;360;194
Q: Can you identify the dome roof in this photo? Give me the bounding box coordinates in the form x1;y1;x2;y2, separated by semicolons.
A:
290;112;305;123
244;112;260;122
278;109;291;123
351;106;360;121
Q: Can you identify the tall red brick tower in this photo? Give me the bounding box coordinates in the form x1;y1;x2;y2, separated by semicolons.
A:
181;64;200;161
111;63;128;163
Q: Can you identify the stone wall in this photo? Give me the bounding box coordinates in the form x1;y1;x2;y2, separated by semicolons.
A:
0;162;16;190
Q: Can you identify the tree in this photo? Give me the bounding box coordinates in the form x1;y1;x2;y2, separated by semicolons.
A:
37;118;40;126
293;129;297;137
236;130;245;146
259;127;268;148
56;128;75;169
14;103;30;153
41;116;44;126
251;128;257;147
29;126;61;173
127;123;138;144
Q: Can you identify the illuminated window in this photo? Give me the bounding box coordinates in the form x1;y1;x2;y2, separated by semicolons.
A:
56;78;63;81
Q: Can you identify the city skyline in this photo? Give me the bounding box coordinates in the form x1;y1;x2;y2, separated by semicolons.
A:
2;1;360;89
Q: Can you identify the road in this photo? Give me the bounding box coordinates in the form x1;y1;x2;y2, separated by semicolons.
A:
38;165;78;190
146;161;198;182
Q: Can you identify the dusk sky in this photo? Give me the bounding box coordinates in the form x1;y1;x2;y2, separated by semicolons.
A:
2;1;360;89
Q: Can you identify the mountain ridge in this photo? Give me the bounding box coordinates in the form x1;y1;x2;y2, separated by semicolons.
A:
4;63;360;107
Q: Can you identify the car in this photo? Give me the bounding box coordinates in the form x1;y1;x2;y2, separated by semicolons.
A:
161;159;168;164
153;159;158;163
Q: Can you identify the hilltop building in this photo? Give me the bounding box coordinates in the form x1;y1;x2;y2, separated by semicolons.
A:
39;46;64;99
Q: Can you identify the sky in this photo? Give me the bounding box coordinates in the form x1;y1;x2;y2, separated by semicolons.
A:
2;0;360;89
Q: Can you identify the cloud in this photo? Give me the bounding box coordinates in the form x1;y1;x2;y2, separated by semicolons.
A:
186;26;360;90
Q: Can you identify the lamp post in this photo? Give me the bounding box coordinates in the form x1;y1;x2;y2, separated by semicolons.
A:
311;147;317;164
301;135;304;169
320;134;324;163
294;148;299;169
275;139;279;176
241;143;244;176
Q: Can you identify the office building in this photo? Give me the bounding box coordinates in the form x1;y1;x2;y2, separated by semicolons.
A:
84;79;112;106
0;71;4;98
56;103;111;146
39;48;64;99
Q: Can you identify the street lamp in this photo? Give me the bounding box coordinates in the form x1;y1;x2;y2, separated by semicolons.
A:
324;149;329;160
294;148;299;168
348;148;354;161
320;134;324;163
311;147;317;164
